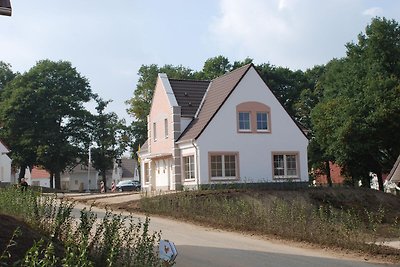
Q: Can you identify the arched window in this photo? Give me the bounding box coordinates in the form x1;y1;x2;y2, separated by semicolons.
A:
236;102;271;133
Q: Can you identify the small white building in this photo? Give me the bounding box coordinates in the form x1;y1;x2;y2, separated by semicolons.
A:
138;64;309;191
0;140;12;184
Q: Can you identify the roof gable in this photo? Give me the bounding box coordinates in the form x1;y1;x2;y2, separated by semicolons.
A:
177;64;252;141
388;155;400;183
169;79;210;117
149;74;178;118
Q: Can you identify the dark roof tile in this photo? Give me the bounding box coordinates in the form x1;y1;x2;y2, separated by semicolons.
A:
169;79;210;117
177;64;252;141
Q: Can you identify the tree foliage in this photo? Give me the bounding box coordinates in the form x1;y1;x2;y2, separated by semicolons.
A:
90;98;130;191
0;60;92;188
312;17;400;190
0;61;16;93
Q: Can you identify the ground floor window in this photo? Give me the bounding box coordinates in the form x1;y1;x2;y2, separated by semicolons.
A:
273;153;299;179
144;162;150;183
183;155;195;180
209;152;238;180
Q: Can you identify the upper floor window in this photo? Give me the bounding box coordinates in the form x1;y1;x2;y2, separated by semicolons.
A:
256;112;268;131
153;122;157;141
164;118;168;139
238;112;251;131
236;102;271;134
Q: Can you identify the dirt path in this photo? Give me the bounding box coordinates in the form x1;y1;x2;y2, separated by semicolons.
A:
63;193;399;267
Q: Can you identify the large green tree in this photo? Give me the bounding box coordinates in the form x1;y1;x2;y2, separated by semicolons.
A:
312;17;400;190
256;63;310;118
0;60;92;188
0;61;16;93
90;98;129;191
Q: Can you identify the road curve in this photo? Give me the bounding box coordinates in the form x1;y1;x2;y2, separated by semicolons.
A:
69;201;396;267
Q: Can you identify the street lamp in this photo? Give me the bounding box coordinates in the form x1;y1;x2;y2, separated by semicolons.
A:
0;0;12;16
87;146;91;193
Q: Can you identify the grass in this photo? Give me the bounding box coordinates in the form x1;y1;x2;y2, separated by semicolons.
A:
136;187;400;262
0;186;166;267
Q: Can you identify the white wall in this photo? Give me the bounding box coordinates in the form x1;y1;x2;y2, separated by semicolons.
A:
197;67;308;184
0;142;11;183
0;154;11;183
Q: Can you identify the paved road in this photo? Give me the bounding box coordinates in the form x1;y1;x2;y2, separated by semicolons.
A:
69;201;397;267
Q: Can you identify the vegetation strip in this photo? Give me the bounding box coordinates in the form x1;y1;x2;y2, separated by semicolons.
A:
0;187;167;266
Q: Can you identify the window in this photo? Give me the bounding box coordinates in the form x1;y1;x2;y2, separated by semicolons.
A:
273;153;298;179
183;155;195;180
153;122;157;141
164;118;168;138
236;102;271;133
144;162;150;183
209;153;238;180
257;112;268;131
238;112;251;131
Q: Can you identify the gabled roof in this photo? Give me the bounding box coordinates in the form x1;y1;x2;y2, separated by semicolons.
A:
120;158;137;178
169;79;210;117
388;155;400;183
31;167;50;179
177;64;252;142
0;140;10;153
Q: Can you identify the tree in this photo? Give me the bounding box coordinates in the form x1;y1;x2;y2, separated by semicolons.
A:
0;61;16;93
312;18;400;190
195;55;232;80
256;63;309;118
90;98;129;191
0;60;92;188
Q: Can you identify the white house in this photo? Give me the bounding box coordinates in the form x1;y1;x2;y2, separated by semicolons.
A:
0;140;12;184
138;64;309;191
385;155;400;194
112;158;140;182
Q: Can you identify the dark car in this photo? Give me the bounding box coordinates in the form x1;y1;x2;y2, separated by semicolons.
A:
116;180;141;192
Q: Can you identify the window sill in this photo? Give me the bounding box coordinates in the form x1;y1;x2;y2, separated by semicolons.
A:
210;177;238;181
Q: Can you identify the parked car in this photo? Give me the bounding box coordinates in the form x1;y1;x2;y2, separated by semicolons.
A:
116;180;141;192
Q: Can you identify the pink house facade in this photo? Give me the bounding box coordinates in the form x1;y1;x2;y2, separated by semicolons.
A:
138;64;309;191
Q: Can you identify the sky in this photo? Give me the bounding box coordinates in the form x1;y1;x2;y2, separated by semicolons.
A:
1;0;400;124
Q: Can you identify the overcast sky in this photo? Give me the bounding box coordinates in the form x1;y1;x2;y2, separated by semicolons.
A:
1;0;400;123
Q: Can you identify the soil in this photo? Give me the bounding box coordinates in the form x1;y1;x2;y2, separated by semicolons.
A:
0;214;64;266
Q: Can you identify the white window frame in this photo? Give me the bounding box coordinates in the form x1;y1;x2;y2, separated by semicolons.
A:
238;112;251;131
153;122;157;142
183;155;195;181
144;162;150;184
164;118;168;139
272;153;299;179
209;152;239;181
256;112;269;131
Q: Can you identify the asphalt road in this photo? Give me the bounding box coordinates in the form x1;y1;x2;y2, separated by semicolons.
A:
69;201;397;267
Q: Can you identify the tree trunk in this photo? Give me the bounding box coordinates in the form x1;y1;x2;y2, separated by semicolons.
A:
376;170;384;192
18;164;27;183
325;161;333;187
49;172;54;189
55;171;61;190
102;171;107;192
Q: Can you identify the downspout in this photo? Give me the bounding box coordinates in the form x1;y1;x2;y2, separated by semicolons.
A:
192;139;200;190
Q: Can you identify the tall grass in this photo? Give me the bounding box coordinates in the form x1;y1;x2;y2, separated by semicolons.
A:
139;189;400;252
0;187;163;266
